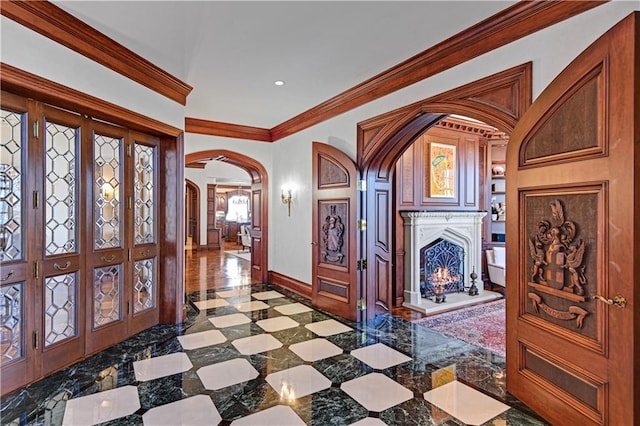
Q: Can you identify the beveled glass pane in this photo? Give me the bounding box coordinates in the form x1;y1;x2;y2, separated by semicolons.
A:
134;144;155;245
133;258;155;313
44;273;77;347
94;265;121;327
45;121;78;256
0;109;24;261
0;283;23;363
94;134;122;250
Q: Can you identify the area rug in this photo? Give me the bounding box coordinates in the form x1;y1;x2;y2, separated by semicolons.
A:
224;250;251;261
413;299;505;357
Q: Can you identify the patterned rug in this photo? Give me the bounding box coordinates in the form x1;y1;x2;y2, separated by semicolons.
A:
413;299;505;357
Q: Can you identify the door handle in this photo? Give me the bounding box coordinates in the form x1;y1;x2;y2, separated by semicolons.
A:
100;254;116;263
0;270;14;282
311;242;317;246
54;261;71;271
592;294;627;308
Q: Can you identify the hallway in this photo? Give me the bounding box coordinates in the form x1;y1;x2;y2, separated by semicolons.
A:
1;249;546;425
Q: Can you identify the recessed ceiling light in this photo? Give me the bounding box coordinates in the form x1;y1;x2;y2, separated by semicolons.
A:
274;80;285;86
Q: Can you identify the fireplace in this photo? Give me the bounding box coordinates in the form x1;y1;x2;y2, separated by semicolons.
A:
401;211;501;313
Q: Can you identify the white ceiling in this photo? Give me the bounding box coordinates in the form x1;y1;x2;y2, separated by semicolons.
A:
54;1;516;129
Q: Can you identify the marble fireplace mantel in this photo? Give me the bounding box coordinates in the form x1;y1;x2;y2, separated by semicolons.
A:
401;211;500;314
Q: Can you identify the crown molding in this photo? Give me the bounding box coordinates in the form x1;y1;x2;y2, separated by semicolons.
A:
1;0;193;105
268;1;605;141
185;117;273;142
1;63;182;137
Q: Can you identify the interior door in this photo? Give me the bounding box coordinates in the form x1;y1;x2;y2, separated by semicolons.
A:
506;13;637;426
312;142;359;321
250;180;266;283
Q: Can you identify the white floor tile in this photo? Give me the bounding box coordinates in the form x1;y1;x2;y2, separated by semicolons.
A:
208;313;252;328
193;299;229;310
197;358;259;390
63;385;139;426
305;319;353;336
142;395;221;425
266;365;331;400
289;338;343;362
234;300;270;312
230;405;305;426
349;418;387;426
274;303;314;315
216;287;252;298
232;333;283;355
351;343;412;370
251;290;285;300
133;352;193;382
256;316;299;332
341;373;413;412
177;329;227;350
423;380;509;425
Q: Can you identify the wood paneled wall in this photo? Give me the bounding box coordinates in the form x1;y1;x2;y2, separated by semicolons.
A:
393;121;492;304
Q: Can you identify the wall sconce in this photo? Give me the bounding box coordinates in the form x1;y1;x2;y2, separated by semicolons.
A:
281;187;293;216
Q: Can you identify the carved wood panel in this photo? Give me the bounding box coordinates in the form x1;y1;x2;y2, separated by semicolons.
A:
318;200;349;269
318;154;349;188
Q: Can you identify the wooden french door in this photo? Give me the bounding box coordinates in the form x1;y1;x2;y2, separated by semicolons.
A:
506;13;638;425
311;142;359;321
0;94;160;395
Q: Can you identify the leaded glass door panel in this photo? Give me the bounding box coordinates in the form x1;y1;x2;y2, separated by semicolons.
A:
0;93;36;393
38;106;85;376
85;121;129;354
129;133;159;335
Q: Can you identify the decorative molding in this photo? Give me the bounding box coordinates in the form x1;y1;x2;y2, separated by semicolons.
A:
184;118;272;142
185;162;207;169
268;1;604;141
1;0;192;105
268;271;312;299
1;63;182;137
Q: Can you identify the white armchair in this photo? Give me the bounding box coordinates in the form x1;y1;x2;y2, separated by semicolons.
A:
239;225;252;252
486;246;506;288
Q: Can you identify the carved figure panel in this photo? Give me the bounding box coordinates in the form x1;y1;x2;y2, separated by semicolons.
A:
319;201;348;268
525;192;599;339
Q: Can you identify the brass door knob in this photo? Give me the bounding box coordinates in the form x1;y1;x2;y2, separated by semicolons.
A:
592;295;627;308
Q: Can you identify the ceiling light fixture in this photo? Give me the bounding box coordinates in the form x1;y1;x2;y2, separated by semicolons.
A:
274;80;285;86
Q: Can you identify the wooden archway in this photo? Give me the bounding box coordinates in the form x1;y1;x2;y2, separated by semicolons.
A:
185;150;269;283
356;63;531;318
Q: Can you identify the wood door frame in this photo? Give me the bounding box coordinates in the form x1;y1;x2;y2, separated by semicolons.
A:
185;178;200;247
356;63;532;319
184;150;269;284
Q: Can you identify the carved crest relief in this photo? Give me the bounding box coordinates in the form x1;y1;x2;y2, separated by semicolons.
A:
527;199;591;329
321;204;346;265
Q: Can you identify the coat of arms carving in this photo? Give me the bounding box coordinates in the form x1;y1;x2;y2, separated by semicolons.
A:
529;200;587;296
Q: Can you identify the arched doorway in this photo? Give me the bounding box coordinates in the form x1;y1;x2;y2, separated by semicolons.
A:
185;150;269;284
185;179;200;249
356;63;531;319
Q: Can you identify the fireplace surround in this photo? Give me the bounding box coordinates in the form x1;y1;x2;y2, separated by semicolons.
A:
401;211;501;314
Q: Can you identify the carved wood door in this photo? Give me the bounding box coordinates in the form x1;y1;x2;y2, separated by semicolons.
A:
312;142;359;321
506;13;637;425
250;180;266;283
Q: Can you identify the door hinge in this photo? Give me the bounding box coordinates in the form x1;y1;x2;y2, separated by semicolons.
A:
128;248;132;262
357;219;367;231
33;190;40;209
33;120;39;139
357;259;367;270
34;261;39;278
357;180;367;192
33;330;39;349
357;298;367;311
127;196;132;209
126;144;132;157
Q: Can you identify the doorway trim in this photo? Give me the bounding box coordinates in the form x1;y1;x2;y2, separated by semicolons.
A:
356;63;531;319
185;178;200;248
184;150;269;283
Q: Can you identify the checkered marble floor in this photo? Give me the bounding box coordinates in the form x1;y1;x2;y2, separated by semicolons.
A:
0;284;548;425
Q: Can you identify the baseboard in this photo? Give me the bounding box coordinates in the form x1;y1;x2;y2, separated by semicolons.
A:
268;270;312;299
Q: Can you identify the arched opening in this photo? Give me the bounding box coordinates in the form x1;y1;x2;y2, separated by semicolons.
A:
185;179;200;249
185;150;269;284
357;64;530;320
